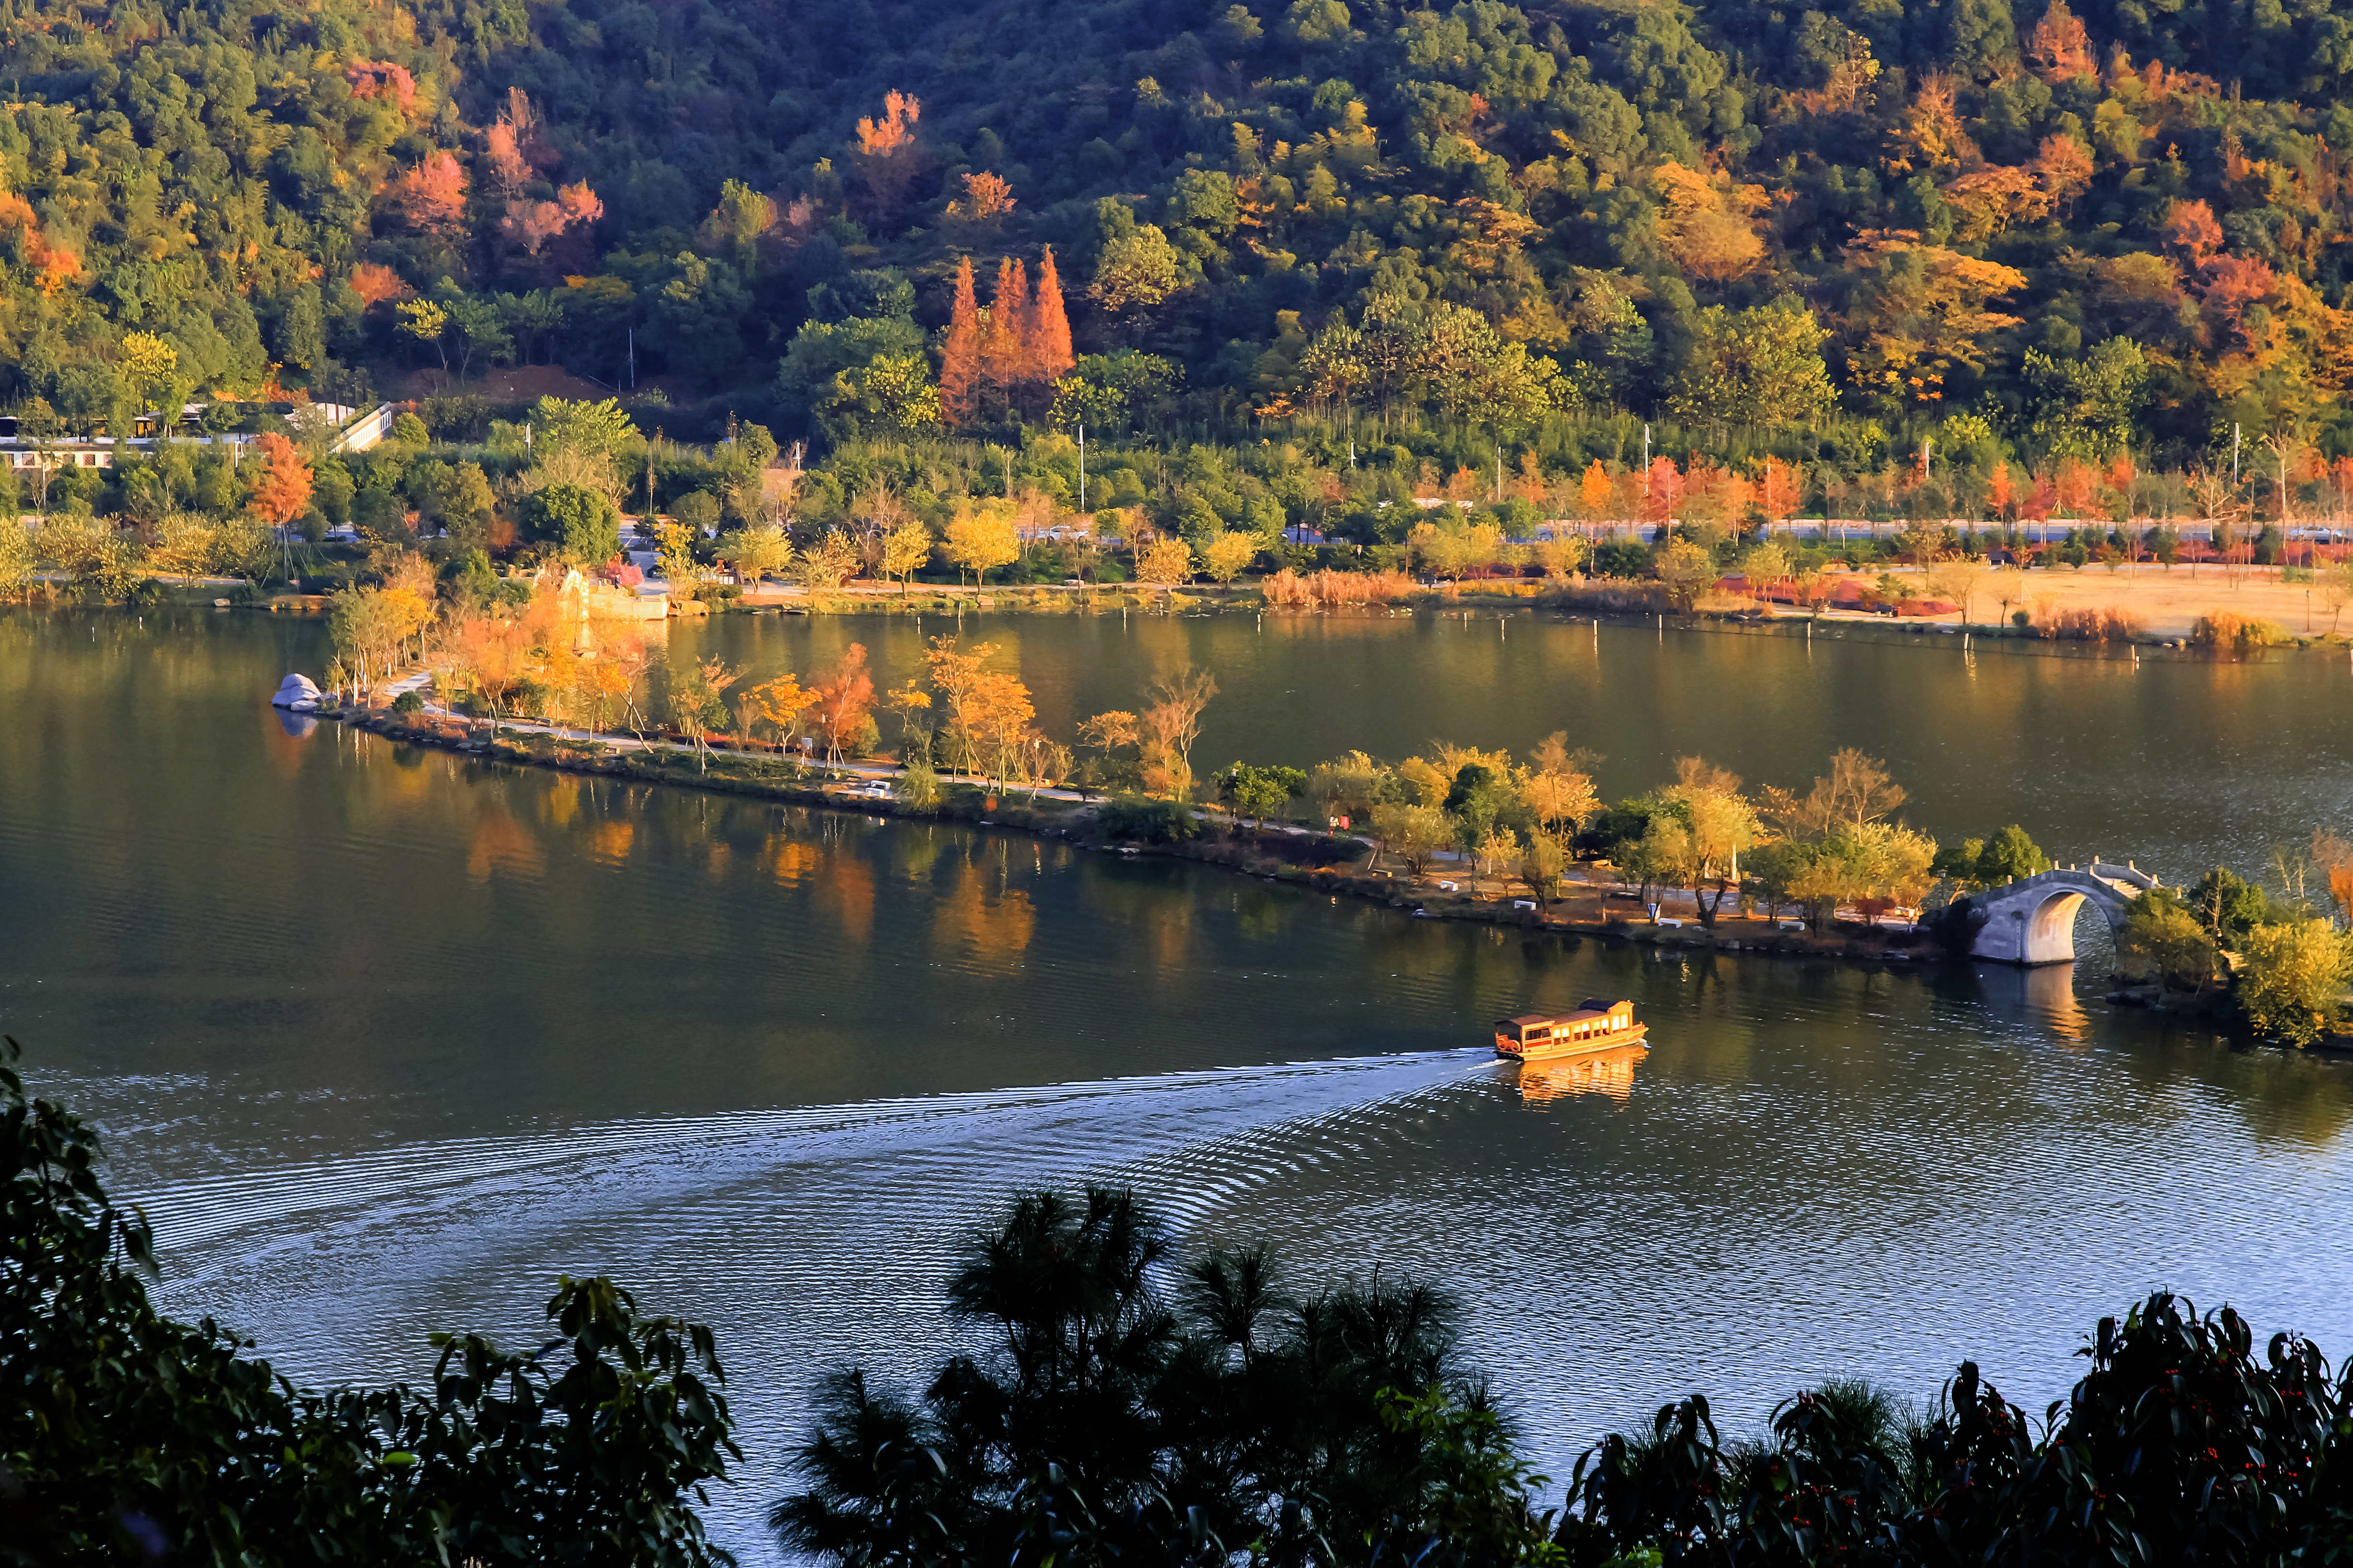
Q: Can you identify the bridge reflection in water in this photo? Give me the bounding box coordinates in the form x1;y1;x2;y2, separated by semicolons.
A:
1514;1043;1649;1105
1971;962;2096;1044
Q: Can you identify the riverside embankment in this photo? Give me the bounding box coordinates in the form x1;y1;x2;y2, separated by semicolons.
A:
334;692;1960;971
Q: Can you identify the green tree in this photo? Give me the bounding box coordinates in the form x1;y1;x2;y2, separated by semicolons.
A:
532;396;640;456
774;1187;1556;1568
1975;824;2051;884
1655;537;1718;607
1667;298;1839;430
657;654;741;769
817;353;943;437
1088;218;1185;318
2188;866;2271;945
2236;919;2351;1045
1372;801;1452;874
522;484;623;564
1199;530;1259;583
716;525;792;583
1217;761;1306;826
1441;763;1517;852
434;286;517;381
2022;338;2148;459
424;462;497;553
2117;888;2222;993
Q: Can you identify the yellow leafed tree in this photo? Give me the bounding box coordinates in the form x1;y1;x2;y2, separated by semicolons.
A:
1648;163;1768;283
944;506;1021;586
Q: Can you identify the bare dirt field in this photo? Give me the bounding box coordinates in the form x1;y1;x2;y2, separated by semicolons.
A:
389;364;684;404
1842;563;2352;641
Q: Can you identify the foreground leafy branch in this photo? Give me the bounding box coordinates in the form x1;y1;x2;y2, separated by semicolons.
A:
0;1035;739;1568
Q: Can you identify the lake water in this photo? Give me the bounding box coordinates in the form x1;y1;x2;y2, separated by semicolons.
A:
6;606;2352;1559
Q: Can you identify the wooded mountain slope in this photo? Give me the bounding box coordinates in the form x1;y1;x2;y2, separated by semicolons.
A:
4;0;2351;460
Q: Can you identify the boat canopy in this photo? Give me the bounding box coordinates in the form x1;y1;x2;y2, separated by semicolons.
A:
1497;1000;1633;1033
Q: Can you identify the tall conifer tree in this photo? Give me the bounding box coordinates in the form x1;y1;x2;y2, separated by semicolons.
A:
941;255;982;429
1027;246;1076;397
981;256;1027;421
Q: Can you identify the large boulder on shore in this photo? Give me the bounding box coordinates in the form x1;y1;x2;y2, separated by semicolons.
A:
271;673;321;710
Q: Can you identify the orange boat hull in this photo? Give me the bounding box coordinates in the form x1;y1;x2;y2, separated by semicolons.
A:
1495;1023;1647;1061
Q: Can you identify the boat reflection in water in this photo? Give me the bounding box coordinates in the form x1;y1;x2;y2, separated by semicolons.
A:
1515;1042;1648;1105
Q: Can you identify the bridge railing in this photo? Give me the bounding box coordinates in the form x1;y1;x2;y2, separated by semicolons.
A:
331;403;397;454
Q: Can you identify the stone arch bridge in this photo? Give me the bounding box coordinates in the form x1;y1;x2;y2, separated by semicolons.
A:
1966;861;2160;965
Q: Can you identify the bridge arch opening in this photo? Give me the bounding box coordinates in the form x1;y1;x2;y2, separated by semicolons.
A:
2021;889;2085;965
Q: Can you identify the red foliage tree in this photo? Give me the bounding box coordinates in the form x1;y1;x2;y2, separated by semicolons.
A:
2021;471;2058;522
809;643;876;763
248;433;314;527
2200;254;2277;345
348;262;412;307
385;151;467;237
1644;457;1684;523
2027;0;2097;82
940;256;982;429
503;182;604;255
2162;199;2223;267
486;121;530;195
344;60;417;108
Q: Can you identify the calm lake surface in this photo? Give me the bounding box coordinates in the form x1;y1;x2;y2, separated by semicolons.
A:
6;606;2352;1559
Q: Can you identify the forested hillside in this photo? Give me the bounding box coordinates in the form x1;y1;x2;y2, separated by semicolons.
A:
5;0;2353;465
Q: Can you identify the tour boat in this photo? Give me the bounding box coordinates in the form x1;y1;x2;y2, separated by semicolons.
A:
1493;999;1646;1060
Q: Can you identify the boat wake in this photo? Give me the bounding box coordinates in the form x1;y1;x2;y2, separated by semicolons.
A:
128;1049;1497;1561
138;1050;1488;1261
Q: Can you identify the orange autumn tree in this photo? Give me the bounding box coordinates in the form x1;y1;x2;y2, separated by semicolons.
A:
940;256;983;429
1579;460;1612;520
2027;0;2098;83
947;171;1016;225
1025;246;1076;402
2033;133;2094;217
1756;456;1802;520
852;91;924;217
0;189;83;294
248;434;314;527
349;262;412;307
809;643;876;765
981;256;1028;419
917;637;1039;785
